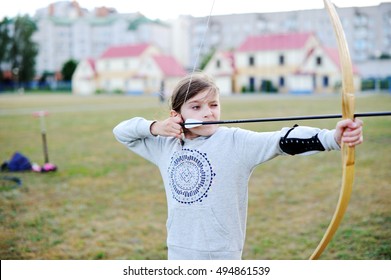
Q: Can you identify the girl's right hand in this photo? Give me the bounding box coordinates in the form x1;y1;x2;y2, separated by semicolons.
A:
150;115;184;139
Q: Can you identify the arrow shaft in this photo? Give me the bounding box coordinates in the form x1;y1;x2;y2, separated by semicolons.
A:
184;111;391;127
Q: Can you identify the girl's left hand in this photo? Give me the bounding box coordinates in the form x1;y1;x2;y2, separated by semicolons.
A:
334;118;364;147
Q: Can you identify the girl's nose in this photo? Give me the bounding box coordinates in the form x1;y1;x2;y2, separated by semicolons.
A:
202;107;212;118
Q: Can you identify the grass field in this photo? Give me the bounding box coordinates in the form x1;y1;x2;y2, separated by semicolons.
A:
0;92;390;260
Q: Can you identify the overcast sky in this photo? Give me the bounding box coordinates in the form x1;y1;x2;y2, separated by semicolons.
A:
0;0;386;20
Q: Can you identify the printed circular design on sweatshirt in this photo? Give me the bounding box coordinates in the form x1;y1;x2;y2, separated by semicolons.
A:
168;148;215;204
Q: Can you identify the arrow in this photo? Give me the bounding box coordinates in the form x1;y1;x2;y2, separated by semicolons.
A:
183;111;391;128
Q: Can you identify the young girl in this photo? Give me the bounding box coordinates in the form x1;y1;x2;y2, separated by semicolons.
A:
113;73;363;260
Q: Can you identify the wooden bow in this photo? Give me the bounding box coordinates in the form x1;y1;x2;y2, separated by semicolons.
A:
310;0;355;259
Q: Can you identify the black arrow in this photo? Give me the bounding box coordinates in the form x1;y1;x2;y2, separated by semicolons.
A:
183;111;391;128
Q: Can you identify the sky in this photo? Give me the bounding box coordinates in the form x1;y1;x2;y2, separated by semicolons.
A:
0;0;387;20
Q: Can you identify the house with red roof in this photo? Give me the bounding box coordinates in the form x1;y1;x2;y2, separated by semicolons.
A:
137;54;187;95
206;32;360;94
95;43;160;94
300;46;361;93
72;43;187;95
236;32;318;93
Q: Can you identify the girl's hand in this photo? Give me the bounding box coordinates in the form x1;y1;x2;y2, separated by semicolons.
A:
334;118;364;147
150;114;184;139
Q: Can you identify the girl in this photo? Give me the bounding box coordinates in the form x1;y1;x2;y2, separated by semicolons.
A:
113;73;363;260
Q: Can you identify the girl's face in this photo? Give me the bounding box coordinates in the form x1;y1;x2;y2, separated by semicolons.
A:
176;89;220;139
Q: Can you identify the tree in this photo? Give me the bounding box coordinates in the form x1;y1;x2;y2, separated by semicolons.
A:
379;53;391;60
8;15;38;86
199;48;216;70
0;17;11;64
61;59;78;81
0;17;11;82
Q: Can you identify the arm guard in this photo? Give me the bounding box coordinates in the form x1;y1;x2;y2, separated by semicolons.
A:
279;125;325;155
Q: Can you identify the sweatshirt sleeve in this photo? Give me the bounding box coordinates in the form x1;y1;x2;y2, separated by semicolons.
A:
231;125;340;169
113;117;161;165
278;125;340;155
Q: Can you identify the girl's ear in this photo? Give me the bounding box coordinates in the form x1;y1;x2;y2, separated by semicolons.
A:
170;110;180;117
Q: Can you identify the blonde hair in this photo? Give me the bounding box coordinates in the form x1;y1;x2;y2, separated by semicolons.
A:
170;72;219;113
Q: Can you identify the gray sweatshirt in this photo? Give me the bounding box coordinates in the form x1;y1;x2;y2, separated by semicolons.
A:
113;117;340;260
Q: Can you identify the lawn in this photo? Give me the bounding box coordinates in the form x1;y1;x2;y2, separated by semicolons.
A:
0;92;390;259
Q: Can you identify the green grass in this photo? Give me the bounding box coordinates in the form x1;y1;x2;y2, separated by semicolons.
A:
0;92;390;260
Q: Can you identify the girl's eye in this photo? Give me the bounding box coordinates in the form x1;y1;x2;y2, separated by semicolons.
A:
192;106;200;110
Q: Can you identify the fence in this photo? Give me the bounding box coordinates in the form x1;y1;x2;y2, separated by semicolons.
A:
0;81;72;93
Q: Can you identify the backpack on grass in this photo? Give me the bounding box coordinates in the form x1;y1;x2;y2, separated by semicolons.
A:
1;152;32;172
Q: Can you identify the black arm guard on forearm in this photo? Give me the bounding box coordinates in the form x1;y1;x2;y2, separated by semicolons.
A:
279;125;325;155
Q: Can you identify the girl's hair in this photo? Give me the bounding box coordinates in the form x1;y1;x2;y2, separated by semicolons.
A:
170;72;219;113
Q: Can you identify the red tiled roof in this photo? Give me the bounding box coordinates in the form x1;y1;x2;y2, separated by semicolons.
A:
153;55;187;77
323;47;360;74
238;32;314;52
100;43;150;59
221;51;235;69
324;47;340;68
86;58;96;73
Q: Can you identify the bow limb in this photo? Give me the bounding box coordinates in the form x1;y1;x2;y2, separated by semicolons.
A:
309;0;355;260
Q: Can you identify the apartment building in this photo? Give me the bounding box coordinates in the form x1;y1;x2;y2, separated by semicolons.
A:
32;2;171;75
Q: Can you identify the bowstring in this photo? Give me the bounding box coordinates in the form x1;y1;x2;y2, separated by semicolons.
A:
184;0;216;104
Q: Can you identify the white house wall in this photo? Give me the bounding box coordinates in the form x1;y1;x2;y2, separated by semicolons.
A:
73;80;95;95
73;60;93;79
95;46;160;93
215;77;232;95
236;50;304;74
138;57;162;77
203;52;233;95
301;48;346;92
72;60;96;95
235;50;306;92
204;54;233;75
126;78;144;94
96;58;138;93
287;75;313;94
137;57;163;94
96;58;140;73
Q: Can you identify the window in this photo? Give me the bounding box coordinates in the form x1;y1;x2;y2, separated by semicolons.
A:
279;76;285;87
249;55;255;66
249;77;255;92
323;76;329;87
279;55;285;65
316;56;322;66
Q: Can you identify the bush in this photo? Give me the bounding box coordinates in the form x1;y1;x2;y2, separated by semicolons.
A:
260;80;277;93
